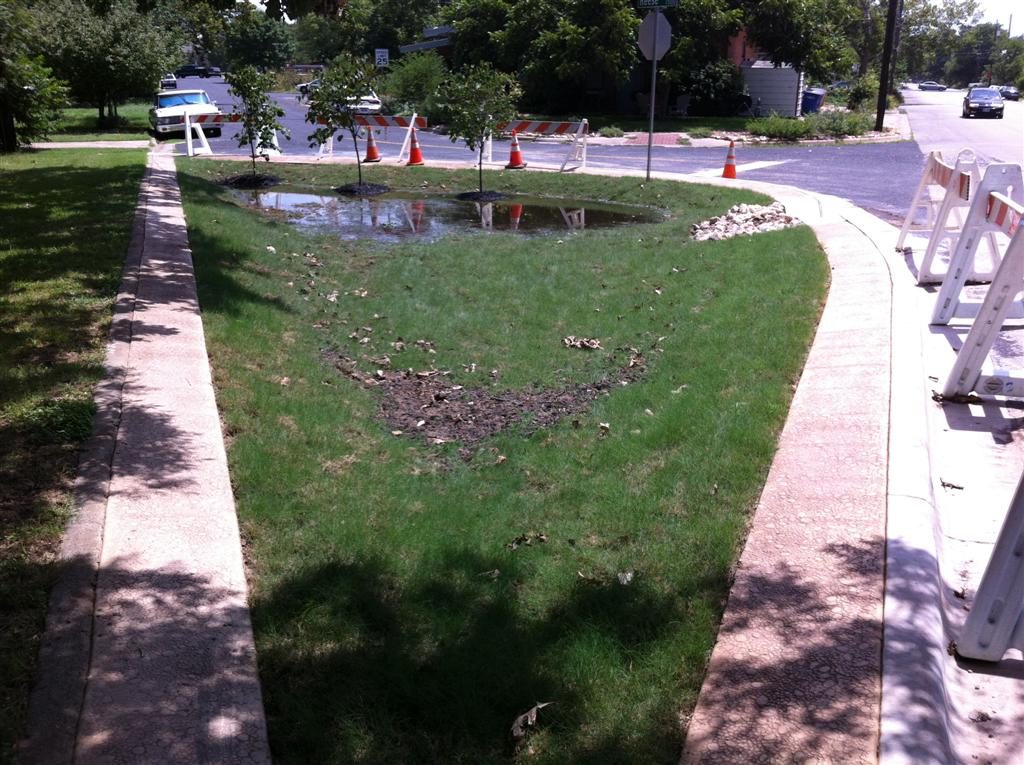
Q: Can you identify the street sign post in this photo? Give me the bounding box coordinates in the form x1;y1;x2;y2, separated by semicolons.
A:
637;11;672;181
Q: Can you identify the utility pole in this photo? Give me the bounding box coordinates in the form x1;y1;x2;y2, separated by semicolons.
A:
875;0;901;133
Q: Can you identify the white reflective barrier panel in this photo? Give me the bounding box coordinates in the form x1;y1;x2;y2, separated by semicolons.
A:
932;164;1024;326
959;469;1024;661
898;150;973;252
941;190;1024;399
913;149;1000;284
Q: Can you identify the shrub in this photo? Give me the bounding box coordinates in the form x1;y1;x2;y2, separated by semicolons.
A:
384;51;448;122
597;125;624;138
805;110;873;138
745;113;813;140
846;73;878;111
683;60;748;116
686;126;713;139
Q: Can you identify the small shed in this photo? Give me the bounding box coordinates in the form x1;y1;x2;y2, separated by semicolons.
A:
741;61;804;117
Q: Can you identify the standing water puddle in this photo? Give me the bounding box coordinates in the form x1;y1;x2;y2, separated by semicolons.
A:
235;187;662;241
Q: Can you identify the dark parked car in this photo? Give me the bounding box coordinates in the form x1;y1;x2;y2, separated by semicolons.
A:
962;87;1005;118
175;64;202;78
918;80;947;91
998;84;1020;101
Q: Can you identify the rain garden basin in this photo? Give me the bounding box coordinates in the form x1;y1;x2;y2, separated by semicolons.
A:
235;186;664;242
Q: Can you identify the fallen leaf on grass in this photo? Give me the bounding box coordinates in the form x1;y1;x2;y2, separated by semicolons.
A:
510;702;553;742
563;335;603;350
506;532;548;550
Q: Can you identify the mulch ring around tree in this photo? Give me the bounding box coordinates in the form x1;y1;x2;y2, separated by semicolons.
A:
335;182;391;196
221;173;282;189
323;349;647;460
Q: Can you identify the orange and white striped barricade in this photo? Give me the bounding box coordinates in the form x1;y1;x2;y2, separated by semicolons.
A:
486;119;589;172
931;164;1024;325
940;189;1024;399
959;467;1024;661
912;149;998;284
315;114;426;161
897;149;975;252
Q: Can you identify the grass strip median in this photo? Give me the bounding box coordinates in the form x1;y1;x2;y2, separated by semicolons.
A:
179;160;829;763
0;148;147;764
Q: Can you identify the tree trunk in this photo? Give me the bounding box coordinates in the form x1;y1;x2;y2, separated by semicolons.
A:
0;105;17;152
352;128;362;186
478;139;484;194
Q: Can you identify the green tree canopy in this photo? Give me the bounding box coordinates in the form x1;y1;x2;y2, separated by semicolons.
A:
33;0;179;125
225;65;288;176
437;63;520;194
305;54;379;186
224;4;295;71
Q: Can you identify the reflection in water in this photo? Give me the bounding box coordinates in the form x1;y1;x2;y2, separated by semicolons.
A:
238;188;658;242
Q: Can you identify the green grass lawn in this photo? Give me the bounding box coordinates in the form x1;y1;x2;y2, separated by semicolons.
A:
47;102;152;142
179;160;829;764
0;147;147;764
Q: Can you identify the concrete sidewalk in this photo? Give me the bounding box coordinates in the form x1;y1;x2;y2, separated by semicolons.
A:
22;147;270;764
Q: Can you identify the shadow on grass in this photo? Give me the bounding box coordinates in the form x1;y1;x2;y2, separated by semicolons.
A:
254;548;713;764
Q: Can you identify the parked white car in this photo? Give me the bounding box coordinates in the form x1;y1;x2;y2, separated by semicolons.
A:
159;73;177;89
149;89;222;136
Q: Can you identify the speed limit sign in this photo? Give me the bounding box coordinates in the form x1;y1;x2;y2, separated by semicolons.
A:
375;49;389;68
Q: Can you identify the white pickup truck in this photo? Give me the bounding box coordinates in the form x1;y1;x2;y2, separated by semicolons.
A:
149;89;223;136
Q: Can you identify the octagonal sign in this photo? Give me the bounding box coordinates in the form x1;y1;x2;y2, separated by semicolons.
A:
638;11;672;61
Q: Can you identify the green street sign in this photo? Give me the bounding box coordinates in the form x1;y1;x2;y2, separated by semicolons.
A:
637;0;678;8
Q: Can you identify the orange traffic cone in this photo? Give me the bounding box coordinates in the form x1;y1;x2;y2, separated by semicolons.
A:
363;129;381;163
509;203;524;230
505;131;527;169
722;140;737;179
407;127;425;166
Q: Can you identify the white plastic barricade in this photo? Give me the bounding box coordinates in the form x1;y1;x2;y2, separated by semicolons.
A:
897;152;966;250
932;164;1024;325
486;119;588;171
941;190;1024;399
958;468;1024;661
183;113;213;156
182;113;247;157
912;149;998;284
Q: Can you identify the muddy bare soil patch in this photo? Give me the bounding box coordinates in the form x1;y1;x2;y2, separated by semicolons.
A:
221;173;281;189
325;349;645;459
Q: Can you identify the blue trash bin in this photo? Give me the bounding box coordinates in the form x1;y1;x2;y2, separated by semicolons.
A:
802;88;827;114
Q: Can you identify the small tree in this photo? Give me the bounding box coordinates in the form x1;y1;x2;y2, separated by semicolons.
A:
305;54;378;189
225;66;288;177
438;63;521;196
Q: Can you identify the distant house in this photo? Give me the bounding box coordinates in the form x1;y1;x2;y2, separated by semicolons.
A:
727;29;804;117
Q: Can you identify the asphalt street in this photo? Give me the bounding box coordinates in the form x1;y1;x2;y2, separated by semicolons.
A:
174;76;963;222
